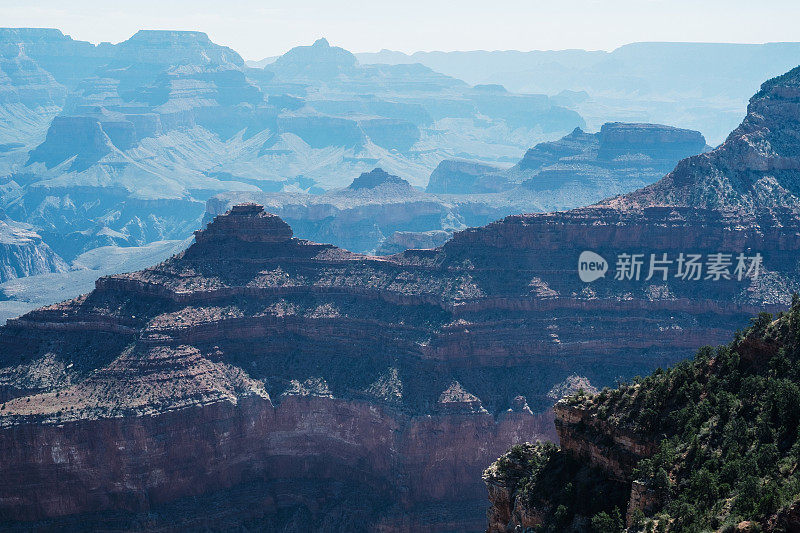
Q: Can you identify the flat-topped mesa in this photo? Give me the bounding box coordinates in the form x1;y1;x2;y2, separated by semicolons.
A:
597;122;707;160
193;203;293;244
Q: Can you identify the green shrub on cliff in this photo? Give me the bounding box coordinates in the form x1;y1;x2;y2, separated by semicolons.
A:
487;295;800;532
619;298;800;530
485;442;629;532
591;508;625;533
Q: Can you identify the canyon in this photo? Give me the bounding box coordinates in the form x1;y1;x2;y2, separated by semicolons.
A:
0;29;583;262
0;38;799;533
482;62;800;533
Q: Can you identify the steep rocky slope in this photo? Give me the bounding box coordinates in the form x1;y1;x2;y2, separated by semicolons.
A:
481;64;800;533
426;159;507;194
0;213;67;282
0;204;561;531
484;299;800;532
0;67;800;531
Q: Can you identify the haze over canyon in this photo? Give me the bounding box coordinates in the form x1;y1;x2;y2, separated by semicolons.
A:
0;20;799;533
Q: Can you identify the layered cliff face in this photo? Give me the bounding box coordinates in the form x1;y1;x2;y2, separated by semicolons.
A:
0;44;65;109
2;120;799;529
482;64;800;533
0;203;563;531
426;160;508;194
114;30;244;68
602;67;800;215
596;122;706;161
0;28;112;90
2;66;800;532
430;121;708;196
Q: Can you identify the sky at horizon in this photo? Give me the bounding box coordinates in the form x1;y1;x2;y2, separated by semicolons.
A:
0;0;797;60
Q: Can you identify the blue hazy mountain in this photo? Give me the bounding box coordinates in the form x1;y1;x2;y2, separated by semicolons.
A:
0;29;584;263
0;27;792;315
356;42;800;144
208;122;708;255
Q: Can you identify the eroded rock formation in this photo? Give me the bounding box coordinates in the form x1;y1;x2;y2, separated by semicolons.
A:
2;66;800;531
482;63;800;533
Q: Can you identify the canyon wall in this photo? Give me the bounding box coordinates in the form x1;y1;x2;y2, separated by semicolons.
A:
2;66;800;530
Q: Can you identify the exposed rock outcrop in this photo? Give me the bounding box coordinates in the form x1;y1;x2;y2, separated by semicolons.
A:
485;300;800;532
375;229;453;255
348;167;412;190
426;121;707;202
0;44;65;108
0;214;67;282
27;115;114;170
0;203;567;531
426;159;508;194
597;122;706;160
358;118;420;152
517;122;707;191
193;203;293;243
0;164;795;529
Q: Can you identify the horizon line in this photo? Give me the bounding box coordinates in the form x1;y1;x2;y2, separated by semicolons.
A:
2;26;800;61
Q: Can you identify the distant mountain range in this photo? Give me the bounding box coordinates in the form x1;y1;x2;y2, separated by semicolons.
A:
0;29;582;262
209;122;708;255
351;42;800;144
0;28;796;325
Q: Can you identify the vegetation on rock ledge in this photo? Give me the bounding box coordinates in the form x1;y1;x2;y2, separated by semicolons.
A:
487;295;800;532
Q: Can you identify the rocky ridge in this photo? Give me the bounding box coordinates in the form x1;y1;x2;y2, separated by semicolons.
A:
428;122;708;196
484;301;800;532
0;213;67;282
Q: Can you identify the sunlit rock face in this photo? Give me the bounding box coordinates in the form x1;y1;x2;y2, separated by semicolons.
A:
0;214;67;282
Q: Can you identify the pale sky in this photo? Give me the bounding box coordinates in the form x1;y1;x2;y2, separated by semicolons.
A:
1;0;797;60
